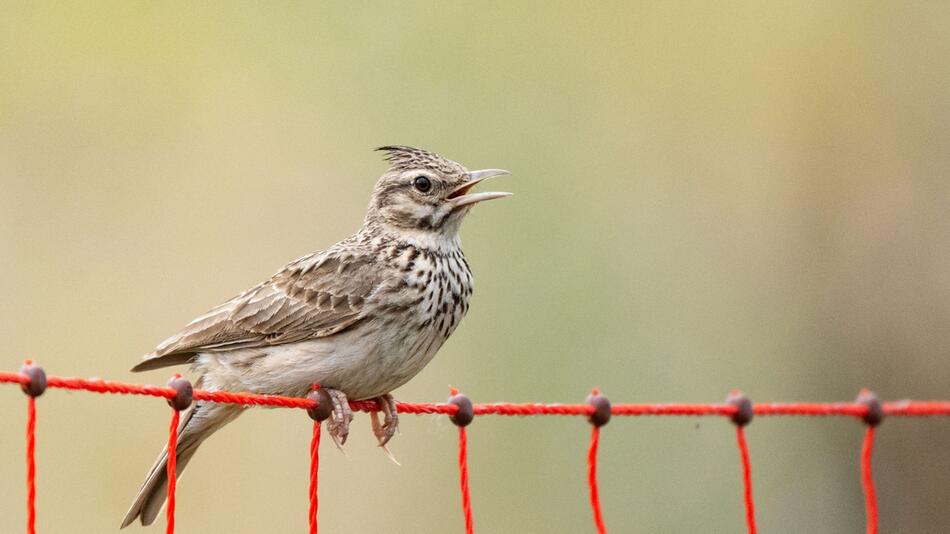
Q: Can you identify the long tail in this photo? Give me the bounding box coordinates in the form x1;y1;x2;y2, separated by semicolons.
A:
120;401;243;528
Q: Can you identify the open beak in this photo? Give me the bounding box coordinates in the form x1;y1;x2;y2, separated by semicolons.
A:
447;169;512;208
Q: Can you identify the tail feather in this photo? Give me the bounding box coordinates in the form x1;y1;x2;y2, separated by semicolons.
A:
130;353;195;373
120;402;243;528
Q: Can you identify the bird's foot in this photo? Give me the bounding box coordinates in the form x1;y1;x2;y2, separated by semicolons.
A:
324;388;353;449
370;393;399;446
370;393;400;464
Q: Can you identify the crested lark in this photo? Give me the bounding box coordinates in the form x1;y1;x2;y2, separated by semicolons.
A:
121;146;511;527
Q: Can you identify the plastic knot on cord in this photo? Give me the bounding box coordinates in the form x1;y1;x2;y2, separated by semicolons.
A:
856;389;884;427
448;388;474;427
586;388;611;427
20;360;47;398
727;390;753;427
166;375;193;411
306;388;333;422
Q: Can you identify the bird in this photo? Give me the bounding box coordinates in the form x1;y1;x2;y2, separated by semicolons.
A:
120;145;511;528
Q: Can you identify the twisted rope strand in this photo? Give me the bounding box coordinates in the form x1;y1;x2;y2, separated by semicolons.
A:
588;426;606;534
166;409;180;534
26;397;36;534
309;422;321;534
862;427;878;534
457;426;474;534
6;371;950;418
884;401;950;416
735;426;757;534
1;371;29;386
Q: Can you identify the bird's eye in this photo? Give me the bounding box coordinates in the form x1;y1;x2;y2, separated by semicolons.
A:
413;176;432;193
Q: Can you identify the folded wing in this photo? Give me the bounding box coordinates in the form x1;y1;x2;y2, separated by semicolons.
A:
132;249;381;372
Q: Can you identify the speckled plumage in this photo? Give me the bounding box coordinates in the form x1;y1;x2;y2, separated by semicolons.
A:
121;146;510;528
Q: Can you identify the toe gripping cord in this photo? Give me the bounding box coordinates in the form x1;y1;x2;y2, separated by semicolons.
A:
5;361;948;534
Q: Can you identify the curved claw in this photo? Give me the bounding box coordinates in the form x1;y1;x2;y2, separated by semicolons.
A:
323;388;353;450
370;394;400;457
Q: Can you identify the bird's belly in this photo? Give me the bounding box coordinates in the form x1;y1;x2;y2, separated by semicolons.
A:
196;323;446;401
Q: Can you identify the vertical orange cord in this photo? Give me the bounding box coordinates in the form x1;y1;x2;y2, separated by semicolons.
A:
166;409;180;534
458;426;474;534
26;396;36;534
735;426;757;534
309;421;321;534
587;426;607;534
861;427;878;534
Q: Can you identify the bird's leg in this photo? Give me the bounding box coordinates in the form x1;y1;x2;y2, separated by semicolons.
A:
370;393;399;447
323;388;353;449
369;393;400;464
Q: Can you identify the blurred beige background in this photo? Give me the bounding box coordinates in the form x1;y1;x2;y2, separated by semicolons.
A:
3;2;950;532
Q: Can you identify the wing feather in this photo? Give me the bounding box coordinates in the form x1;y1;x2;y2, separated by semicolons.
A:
132;248;381;372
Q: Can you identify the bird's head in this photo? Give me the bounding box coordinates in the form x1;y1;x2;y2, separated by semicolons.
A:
364;146;511;240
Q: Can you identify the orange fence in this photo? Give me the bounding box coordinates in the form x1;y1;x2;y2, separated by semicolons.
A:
4;362;950;533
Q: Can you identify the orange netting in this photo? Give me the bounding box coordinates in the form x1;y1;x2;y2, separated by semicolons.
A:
4;361;950;534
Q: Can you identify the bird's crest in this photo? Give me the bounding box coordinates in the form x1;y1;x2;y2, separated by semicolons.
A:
376;145;466;176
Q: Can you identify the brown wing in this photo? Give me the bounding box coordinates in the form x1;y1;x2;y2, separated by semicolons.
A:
131;249;381;372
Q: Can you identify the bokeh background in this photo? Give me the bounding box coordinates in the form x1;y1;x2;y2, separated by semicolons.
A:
3;2;950;532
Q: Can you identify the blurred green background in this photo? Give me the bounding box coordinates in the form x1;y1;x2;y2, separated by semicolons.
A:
3;2;950;532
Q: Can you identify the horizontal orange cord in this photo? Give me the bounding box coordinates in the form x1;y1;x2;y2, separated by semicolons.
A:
3;371;948;417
